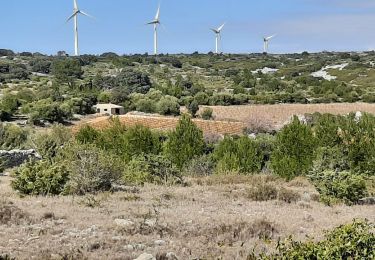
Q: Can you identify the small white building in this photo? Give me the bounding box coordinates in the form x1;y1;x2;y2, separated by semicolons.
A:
94;104;125;116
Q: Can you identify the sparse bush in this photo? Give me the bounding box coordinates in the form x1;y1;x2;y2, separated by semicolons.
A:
0;200;29;225
278;187;301;203
247;182;278;201
183;154;215;177
309;171;368;206
62;143;123;195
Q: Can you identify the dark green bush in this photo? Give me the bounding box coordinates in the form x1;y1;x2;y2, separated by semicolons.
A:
214;136;263;174
271;117;317;180
11;160;69;196
164;114;205;169
309;171;368;206
251;220;375;259
201;107;214;120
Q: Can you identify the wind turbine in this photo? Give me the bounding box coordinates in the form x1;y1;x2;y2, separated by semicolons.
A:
66;0;93;56
263;35;276;53
211;23;225;54
147;5;161;55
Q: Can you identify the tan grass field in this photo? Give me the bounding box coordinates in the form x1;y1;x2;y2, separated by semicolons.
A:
207;102;375;129
1;175;374;260
72;114;246;136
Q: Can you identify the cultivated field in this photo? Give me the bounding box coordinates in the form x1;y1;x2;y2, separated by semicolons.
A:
207;102;375;130
1;175;374;260
73;103;375;135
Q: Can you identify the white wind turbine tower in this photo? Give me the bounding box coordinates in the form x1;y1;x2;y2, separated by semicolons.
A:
147;5;161;55
263;35;276;53
67;0;93;56
211;23;225;54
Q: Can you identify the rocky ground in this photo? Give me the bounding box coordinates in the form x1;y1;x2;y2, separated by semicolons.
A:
0;175;374;260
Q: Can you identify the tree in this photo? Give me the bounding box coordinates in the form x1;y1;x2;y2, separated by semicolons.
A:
164;114;205;169
187;100;199;117
52;58;83;88
271;117;317;180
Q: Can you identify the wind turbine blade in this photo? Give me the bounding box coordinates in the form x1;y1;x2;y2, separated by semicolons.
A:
217;23;225;32
155;5;160;21
74;0;78;10
80;11;94;19
66;12;76;22
210;28;218;34
267;34;276;40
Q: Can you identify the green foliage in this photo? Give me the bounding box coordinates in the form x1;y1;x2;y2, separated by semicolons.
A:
156;96;180;116
31;124;72;159
271;117;317;180
52;58;83;87
213;136;263;174
60;143;123;195
187;100;199;117
75;125;101;144
201;107;213;120
22;99;72;124
76;122;162;163
11;160;69;196
309;171;368;205
0;123;29;150
164;114;205;169
253;220;375;259
123;154;182;185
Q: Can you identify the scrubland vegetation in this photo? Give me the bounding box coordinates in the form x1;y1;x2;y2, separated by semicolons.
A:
0;49;374;259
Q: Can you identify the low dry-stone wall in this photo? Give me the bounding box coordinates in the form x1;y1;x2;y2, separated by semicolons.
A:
0;149;41;168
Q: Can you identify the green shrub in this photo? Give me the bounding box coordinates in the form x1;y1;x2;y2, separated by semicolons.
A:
251;220;375;259
123;154;182;185
156;96;180;116
309;170;368;206
122;125;162;161
271;117;317;180
0;123;29;150
164;114;205;169
214;136;263;174
31;124;72;159
75;125;101;144
201;107;214;120
61;143;123;195
11;160;69;196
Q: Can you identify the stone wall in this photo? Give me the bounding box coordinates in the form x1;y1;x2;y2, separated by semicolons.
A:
0;150;41;168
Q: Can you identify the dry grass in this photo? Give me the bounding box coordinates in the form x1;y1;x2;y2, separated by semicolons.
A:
0;175;374;259
72;114;246;136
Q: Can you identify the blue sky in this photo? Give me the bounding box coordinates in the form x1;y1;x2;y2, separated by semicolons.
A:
2;0;375;55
